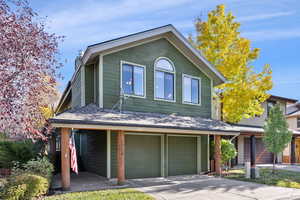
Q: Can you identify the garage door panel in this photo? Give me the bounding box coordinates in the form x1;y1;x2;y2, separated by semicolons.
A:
244;138;273;164
168;136;197;176
125;134;161;179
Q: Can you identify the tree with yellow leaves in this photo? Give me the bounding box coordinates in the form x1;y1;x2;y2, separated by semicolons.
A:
191;4;273;123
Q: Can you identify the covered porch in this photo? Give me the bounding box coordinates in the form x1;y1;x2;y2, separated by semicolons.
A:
50;104;239;190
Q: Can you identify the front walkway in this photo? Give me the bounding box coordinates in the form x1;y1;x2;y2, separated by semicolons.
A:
128;175;300;200
51;172;126;193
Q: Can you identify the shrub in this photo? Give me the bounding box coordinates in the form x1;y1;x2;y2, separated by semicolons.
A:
3;174;49;200
2;184;27;200
20;157;54;181
0;140;40;168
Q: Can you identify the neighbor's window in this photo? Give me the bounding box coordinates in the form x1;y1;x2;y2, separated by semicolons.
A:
183;74;201;105
297;117;300;128
155;58;175;101
122;62;145;97
267;100;276;117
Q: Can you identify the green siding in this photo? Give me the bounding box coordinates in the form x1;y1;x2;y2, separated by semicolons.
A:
168;136;197;176
103;38;211;117
71;71;81;108
201;135;208;172
85;64;95;104
125;135;161;178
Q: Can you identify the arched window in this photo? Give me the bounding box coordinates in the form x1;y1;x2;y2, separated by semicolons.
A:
154;57;175;101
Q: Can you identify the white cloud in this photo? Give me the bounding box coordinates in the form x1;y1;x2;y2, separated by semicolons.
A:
238;11;295;22
47;0;193;33
242;29;300;41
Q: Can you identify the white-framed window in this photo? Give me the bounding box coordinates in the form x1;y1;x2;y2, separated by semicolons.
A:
154;57;175;102
182;74;201;105
121;61;146;98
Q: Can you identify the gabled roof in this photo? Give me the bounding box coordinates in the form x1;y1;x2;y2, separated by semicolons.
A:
269;95;298;104
50;104;239;135
80;24;226;86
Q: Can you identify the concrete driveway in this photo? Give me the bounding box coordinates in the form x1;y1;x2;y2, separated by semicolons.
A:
128;175;300;200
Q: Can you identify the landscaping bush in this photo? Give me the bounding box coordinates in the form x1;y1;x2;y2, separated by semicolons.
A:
0;140;40;168
13;157;54;181
2;173;49;200
2;184;27;200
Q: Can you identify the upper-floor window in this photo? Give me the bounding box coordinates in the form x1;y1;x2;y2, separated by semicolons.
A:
154;57;175;101
267;100;276;117
121;61;145;97
182;74;201;105
297;117;300;128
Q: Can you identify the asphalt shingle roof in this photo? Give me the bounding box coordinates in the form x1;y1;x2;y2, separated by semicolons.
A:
50;104;239;133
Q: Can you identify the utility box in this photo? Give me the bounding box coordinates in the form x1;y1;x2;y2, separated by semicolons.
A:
245;162;250;178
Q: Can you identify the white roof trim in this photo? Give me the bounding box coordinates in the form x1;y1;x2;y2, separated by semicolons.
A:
81;25;225;83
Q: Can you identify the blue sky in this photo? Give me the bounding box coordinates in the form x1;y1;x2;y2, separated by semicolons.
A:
31;0;300;100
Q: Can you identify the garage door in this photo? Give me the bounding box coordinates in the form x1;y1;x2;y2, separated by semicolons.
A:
244;138;273;164
125;134;161;179
168;136;197;176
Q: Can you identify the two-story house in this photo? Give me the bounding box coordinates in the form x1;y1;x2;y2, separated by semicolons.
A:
284;102;300;163
50;25;239;190
234;95;298;165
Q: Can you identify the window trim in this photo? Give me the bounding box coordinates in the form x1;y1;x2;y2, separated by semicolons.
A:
154;57;176;103
297;117;300;128
182;73;201;106
120;60;146;99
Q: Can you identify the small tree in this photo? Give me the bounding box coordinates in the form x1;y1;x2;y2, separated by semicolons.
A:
221;139;237;170
263;104;292;173
211;139;237;171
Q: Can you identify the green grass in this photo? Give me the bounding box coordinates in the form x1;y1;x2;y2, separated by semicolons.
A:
45;188;155;200
225;168;300;189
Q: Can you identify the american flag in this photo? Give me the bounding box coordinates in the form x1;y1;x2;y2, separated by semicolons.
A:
69;134;78;174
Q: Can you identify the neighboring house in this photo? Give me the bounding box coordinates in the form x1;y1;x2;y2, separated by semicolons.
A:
50;25;239;190
283;102;300;163
234;95;298;165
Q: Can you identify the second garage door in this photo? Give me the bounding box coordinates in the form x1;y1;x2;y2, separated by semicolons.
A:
168;136;197;176
244;138;273;164
125;134;162;179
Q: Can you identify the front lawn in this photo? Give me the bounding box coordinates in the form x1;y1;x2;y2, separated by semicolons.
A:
225;168;300;189
46;188;155;200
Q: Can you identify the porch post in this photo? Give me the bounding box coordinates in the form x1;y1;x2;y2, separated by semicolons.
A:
250;135;256;179
117;130;125;185
61;128;71;190
291;137;296;164
214;135;221;175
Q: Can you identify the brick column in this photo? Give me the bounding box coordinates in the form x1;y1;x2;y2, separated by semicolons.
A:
117;130;125;185
214;135;221;175
61;128;70;190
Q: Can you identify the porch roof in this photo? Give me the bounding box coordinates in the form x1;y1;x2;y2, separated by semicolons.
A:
50;104;239;135
232;124;300;135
